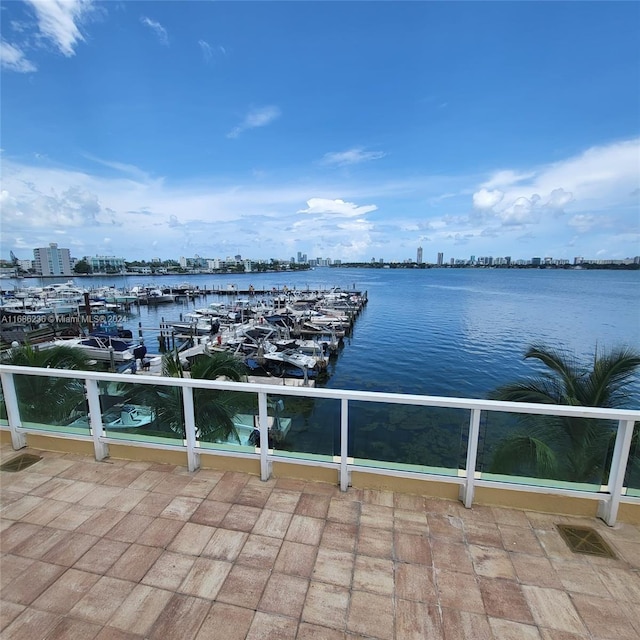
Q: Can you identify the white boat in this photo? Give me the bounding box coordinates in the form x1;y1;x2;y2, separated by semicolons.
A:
67;404;155;430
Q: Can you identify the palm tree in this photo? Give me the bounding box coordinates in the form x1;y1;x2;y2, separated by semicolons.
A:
4;344;95;425
488;344;640;483
149;350;248;442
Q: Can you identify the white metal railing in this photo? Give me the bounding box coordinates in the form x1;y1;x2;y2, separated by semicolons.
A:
1;364;638;526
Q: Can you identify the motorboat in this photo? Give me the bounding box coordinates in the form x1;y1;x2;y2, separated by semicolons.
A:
67;404;155;430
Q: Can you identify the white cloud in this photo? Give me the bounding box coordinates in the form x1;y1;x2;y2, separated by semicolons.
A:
471;138;640;228
198;39;212;63
568;214;596;233
227;106;281;139
297;198;377;217
472;188;503;210
321;147;385;166
25;0;92;57
0;41;37;72
140;16;169;46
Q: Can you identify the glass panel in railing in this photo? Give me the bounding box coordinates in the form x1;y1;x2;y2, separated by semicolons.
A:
349;401;468;476
14;373;90;435
268;394;339;462
195;387;257;454
98;380;184;445
624;421;640;498
478;410;614;491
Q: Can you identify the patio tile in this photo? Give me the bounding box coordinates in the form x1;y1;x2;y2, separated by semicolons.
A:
235;533;282;569
550;558;610;597
436;569;484;613
104;514;155;543
202;528;248;561
597;566;640;603
259;572;309;618
236;483;273;508
106;543;163;581
440;608;493;640
103;488;149;513
220;504;262;531
40;531;99;566
0;554;34;590
130;492;174;516
47;504;97;530
179;556;232;599
395;562;437;602
357;524;394;559
73;538;130;575
3;560;65;605
31;568;100;613
464;522;504;548
69;576;136;625
327;497;360;524
469;544;516;579
20;498;70;526
1;608;61;640
76;508;127;537
10;526;67;559
488;618;542;639
189;499;231;526
396;599;443;640
252;508;293;538
195;602;255;640
430;538;475;574
360;503;394;530
320;521;358;552
478;577;534;625
127;470;166;491
167;522;215;555
140;516;184;548
142;550;196;591
206;473;248;502
510;553;563;588
263;489;301;513
40;617;102;640
492;507;531;528
108;583;173;636
274;540;318;578
181;477;222;499
160;496;202;520
216;564;270;609
0;522;42;553
347;590;394;640
245;611;298;640
499;524;545;555
148;593;211;640
285;514;325;545
394;531;432;564
522;585;587;634
295;492;331;518
302;581;350;630
394;492;426;511
427;513;466;542
394;508;429;534
363;488;394;507
571;593;639;639
296;622;346;639
312;548;354;587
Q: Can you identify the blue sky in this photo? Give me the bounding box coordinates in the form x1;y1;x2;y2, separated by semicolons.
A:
1;1;638;264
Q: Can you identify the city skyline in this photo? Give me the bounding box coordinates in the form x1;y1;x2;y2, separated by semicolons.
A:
1;2;638;262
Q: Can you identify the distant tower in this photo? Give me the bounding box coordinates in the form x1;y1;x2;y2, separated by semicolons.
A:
417;247;423;264
437;252;444;266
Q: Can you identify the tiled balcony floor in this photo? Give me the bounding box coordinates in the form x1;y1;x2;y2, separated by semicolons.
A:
1;443;639;640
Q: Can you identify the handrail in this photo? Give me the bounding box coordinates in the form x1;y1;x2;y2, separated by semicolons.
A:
1;364;638;526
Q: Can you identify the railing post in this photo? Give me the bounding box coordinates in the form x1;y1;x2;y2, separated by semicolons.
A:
85;378;109;461
340;398;350;491
598;418;635;526
0;371;27;450
258;391;271;481
461;409;482;508
181;386;200;472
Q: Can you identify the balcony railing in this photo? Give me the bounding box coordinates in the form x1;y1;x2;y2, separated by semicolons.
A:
1;364;638;526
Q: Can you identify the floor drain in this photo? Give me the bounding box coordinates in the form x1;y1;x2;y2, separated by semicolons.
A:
0;454;43;472
556;524;616;558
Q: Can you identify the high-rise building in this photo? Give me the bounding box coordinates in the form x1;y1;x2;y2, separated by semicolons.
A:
417;247;423;264
437;252;444;266
33;243;72;276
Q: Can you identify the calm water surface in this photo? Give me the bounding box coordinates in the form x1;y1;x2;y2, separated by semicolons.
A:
8;268;640;405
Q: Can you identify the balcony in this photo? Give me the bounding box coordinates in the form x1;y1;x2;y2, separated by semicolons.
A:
1;365;639;638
